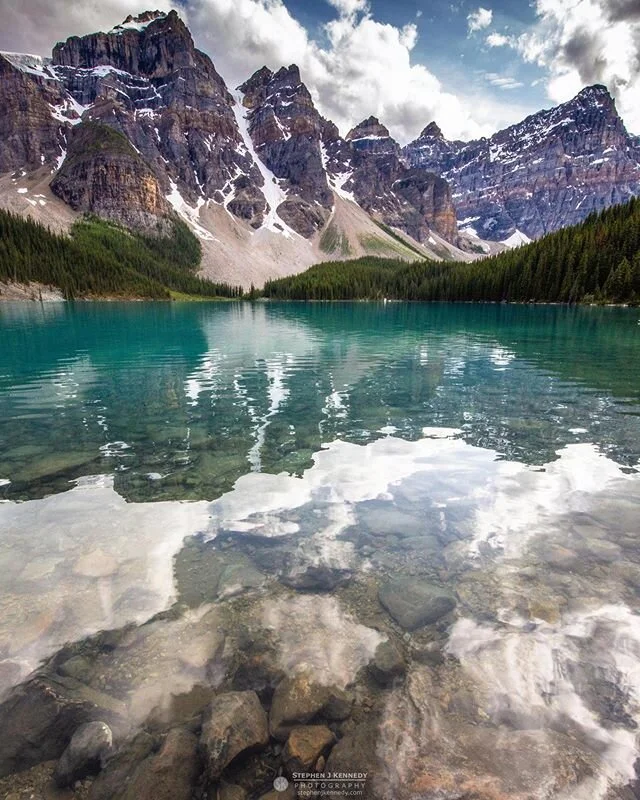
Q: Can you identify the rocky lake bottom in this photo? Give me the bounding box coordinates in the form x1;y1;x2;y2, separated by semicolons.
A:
1;301;640;800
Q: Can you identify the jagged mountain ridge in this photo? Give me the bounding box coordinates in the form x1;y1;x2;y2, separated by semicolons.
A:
4;8;639;286
0;10;468;289
403;84;640;242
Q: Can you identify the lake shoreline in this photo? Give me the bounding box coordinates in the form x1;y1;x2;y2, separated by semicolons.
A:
0;284;636;309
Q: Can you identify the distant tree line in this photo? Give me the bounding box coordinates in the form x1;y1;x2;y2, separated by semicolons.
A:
0;211;242;300
263;198;640;303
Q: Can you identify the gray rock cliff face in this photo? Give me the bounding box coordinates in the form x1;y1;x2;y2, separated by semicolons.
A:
8;9;639;251
404;85;640;241
239;64;333;238
0;54;67;172
0;10;461;246
51;10;265;214
332;116;458;243
50;121;172;232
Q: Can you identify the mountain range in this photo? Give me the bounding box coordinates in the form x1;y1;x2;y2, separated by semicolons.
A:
1;9;640;288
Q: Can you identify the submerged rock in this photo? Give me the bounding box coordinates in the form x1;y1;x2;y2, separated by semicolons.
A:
217;783;248;800
54;721;113;787
369;640;406;685
378;576;456;630
88;730;156;800
325;721;380;785
280;564;352;592
58;655;93;683
0;671;126;778
258;784;297;800
201;691;269;780
146;684;215;732
119;728;201;800
283;725;334;773
175;542;265;607
269;673;353;741
359;506;425;539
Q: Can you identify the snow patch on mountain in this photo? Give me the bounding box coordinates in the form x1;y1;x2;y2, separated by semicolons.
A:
501;230;531;248
166;181;216;241
232;91;298;238
1;52;57;80
109;12;167;34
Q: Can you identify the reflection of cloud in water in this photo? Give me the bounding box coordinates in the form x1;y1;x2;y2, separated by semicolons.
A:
0;476;209;693
447;607;640;800
99;604;226;729
470;443;632;559
208;430;477;570
1;429;640;796
377;444;640;800
263;595;384;688
196;304;319;365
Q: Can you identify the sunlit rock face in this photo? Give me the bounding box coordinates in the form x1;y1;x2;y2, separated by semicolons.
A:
404;85;640;242
50;121;172;233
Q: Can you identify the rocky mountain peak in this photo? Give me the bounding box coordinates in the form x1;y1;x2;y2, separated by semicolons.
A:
52;9;198;80
238;66;273;107
241;64;309;112
420;121;444;140
110;10;168;32
404;83;640;243
346;116;390;141
572;83;615;108
239;63;333;236
273;64;301;85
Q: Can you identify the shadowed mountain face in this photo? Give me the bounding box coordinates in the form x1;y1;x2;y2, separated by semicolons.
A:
404;85;640;242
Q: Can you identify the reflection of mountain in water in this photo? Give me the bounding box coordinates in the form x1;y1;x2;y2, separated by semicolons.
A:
1;302;639;502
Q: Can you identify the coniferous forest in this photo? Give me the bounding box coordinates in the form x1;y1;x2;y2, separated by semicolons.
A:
263;198;640;303
0;210;242;300
4;198;640;304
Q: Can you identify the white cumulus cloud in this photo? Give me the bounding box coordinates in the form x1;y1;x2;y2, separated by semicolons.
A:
0;0;176;55
486;31;513;47
467;7;493;33
188;0;514;142
489;0;640;132
326;0;370;17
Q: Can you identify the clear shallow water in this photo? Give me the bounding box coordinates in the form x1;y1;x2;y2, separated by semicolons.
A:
1;301;640;500
2;301;640;798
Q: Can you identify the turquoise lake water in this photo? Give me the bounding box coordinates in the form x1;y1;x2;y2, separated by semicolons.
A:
1;301;640;500
2;301;640;798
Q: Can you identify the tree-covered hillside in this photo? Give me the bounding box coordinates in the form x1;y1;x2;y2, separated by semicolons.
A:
0;210;241;300
263;198;640;303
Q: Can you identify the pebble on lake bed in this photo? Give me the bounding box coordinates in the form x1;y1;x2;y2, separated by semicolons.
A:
54;721;113;788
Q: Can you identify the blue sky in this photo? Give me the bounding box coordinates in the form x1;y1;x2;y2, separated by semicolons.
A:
283;0;549;114
1;0;639;141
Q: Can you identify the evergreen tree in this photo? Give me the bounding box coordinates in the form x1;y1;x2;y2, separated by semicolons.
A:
0;211;242;300
263;198;640;305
